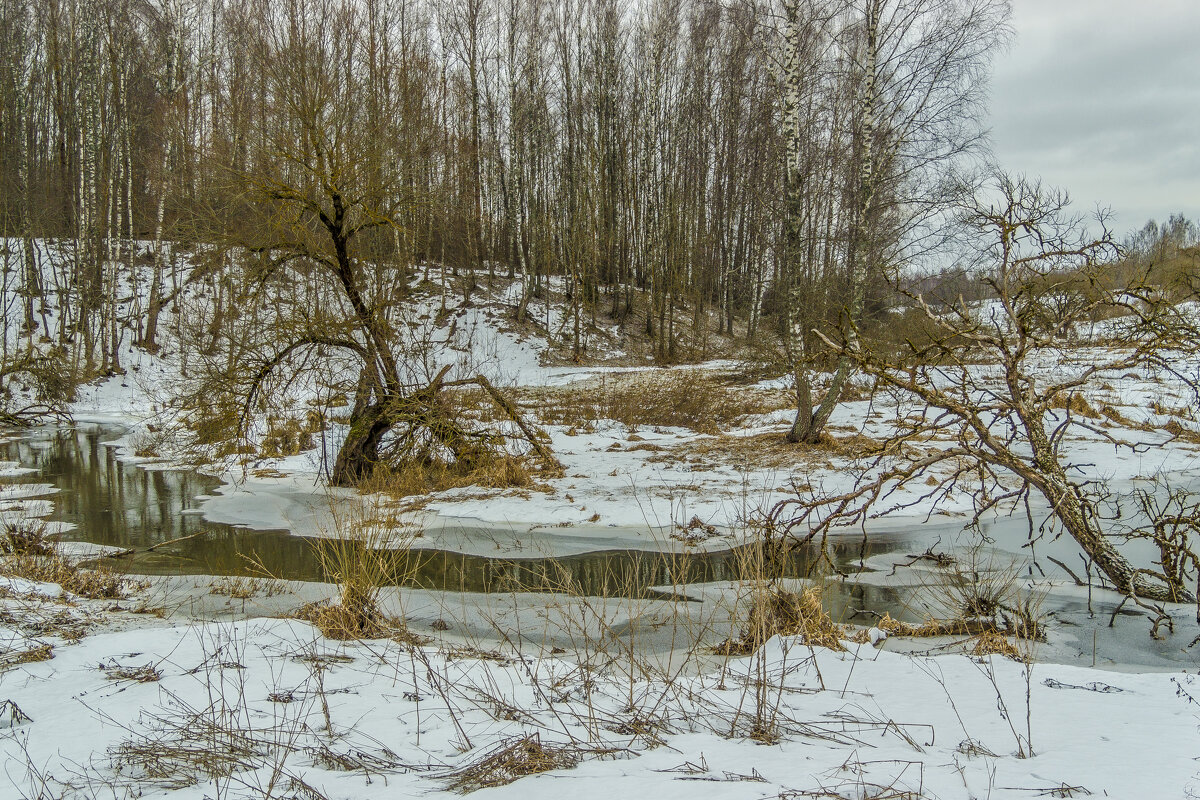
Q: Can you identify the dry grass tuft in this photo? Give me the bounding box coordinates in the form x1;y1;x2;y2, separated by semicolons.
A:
297;509;428;643
1163;418;1200;444
0;521;56;556
361;454;538;499
851;611;1041;645
678;429;883;474
971;630;1024;661
447;734;590;793
1100;403;1134;426
103;662;163;682
720;586;847;655
295;599;396;641
2;552;131;599
0;523;137;600
1051;392;1099;418
471;455;532;489
1;643;54;668
209;575;286;600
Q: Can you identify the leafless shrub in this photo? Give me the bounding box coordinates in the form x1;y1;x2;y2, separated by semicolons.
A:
0;521;55;556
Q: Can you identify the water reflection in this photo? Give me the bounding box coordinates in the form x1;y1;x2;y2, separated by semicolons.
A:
0;425;900;599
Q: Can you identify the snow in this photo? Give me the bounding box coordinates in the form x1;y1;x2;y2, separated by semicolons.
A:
3;253;1200;797
0;598;1195;799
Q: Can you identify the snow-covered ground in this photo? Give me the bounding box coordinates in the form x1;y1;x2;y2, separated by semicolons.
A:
3;257;1200;797
0;576;1195;799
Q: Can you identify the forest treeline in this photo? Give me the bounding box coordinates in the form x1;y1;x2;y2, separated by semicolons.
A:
0;0;790;369
0;0;999;371
0;0;1196;393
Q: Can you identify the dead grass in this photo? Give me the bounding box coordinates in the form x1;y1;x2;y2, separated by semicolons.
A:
295;599;404;641
446;734;595;793
360;453;541;499
103;662;163;682
295;501;428;642
0;522;138;600
209;575;287;600
971;630;1024;661
0;521;56;556
0;643;54;669
1100;403;1135;426
720;586;847;655
1050;392;1100;418
1152;399;1195;420
849;612;1040;645
528;371;790;435
675;429;884;472
2;552;132;599
1163;418;1200;444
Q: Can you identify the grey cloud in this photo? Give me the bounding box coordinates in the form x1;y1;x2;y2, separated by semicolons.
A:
988;0;1200;229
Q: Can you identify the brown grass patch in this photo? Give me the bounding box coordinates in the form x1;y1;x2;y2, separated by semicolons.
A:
1100;404;1135;426
209;576;287;600
295;599;399;641
528;371;790;435
678;429;883;472
103;662;163;682
1163;418;1200;444
971;631;1024;661
1050;393;1099;418
0;522;56;556
2;553;132;599
720;586;847;655
447;734;595;793
1152;400;1195;420
1;643;54;668
361;453;541;499
855;612;1039;644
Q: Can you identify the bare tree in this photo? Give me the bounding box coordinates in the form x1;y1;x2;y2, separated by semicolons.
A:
774;173;1200;606
779;0;1010;444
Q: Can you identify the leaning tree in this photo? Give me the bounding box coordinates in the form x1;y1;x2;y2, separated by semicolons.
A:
773;173;1200;608
196;0;554;486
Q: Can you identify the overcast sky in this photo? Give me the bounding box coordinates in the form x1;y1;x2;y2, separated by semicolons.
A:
989;0;1200;235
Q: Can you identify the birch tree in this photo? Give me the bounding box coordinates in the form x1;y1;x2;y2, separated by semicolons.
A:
781;0;1010;443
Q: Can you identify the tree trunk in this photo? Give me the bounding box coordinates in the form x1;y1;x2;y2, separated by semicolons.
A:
331;401;392;487
1036;468;1193;603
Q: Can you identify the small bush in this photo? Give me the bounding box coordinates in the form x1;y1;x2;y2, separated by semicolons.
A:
0;522;55;556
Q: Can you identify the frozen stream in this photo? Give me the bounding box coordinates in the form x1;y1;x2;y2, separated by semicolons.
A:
2;423;1198;671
